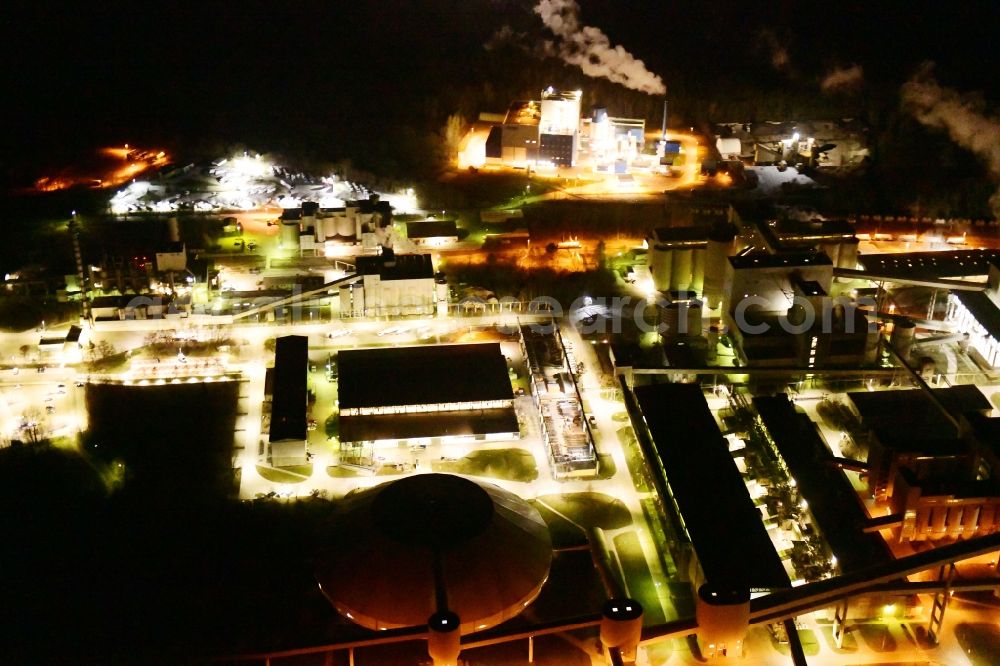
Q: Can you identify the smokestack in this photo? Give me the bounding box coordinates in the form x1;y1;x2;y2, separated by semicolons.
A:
661;99;668;140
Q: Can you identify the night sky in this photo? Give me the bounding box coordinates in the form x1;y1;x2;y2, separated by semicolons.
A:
4;0;998;178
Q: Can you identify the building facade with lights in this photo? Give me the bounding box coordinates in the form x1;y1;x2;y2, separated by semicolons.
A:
339;250;437;318
337;343;518;448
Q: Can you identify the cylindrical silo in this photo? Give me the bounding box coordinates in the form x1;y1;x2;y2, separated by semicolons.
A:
659;301;681;342
686;299;704;337
337;216;355;238
707;325;720;360
695;583;750;658
600;599;643;662
890;318;916;360
659;300;702;341
321;216;336;239
671;248;693;292
864;325;881;364
704;224;736;309
435;274;449;304
691;248;706;296
427;611;461;666
314;213;327;242
167;216;180;243
821;242;840;268
280;220;300;249
838;238;859;270
649;247;673;292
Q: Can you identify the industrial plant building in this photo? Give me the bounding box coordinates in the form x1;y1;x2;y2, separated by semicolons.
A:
483;87;645;170
629;382;790;658
405;219;459;247
339;249;439;318
843;386;1000;543
720;251;875;367
278;196;394;257
264;335;309;467
947;260;1000;370
713;119;869;168
337;343;518;446
519;324;598;478
647;223;738;307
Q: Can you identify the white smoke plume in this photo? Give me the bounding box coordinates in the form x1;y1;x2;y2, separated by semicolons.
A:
821;64;864;93
759;29;791;72
902;64;1000;216
485;25;523;51
534;0;666;95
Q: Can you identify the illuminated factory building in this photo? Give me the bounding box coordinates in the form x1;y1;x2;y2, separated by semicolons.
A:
484;87;644;169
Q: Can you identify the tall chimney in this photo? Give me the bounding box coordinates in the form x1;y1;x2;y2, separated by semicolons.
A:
661;99;668;140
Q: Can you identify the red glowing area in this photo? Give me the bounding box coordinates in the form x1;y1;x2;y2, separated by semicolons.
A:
33;145;170;192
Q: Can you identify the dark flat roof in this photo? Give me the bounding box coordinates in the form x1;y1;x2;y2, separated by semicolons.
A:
967;413;1000;458
955;290;1000;342
355;252;433;281
338;343;513;410
270;336;308;442
406;220;458;239
729;251;832;270
634;383;790;591
753;394;892;573
340;408;518;442
847;386;988;452
775;218;856;240
858;250;1000;279
649;227;710;246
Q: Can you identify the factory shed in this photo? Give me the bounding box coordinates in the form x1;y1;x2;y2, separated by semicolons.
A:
269;336;308;443
753;394;893;572
633;383;789;592
338;343;513;412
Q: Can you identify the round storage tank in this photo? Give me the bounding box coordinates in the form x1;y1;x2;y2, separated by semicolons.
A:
704;225;736;309
821;242;841;268
314;214;327;242
691;249;706;296
695;583;750;654
323;215;339;238
649;248;673;292
838;238;860;270
280;220;300;249
890;319;916;360
659;301;680;342
687;299;704;337
167;216;180;243
658;300;701;341
336;215;356;238
315;474;551;635
671;249;693;292
707;325;720;360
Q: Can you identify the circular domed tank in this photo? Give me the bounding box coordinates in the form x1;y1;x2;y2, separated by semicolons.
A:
315;474;552;633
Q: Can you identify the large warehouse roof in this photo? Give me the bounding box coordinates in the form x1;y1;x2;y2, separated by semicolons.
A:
634;383;789;592
338;343;513;409
847;385;990;452
269;335;308;442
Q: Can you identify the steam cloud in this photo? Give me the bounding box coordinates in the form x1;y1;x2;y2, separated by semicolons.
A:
759;29;791;72
534;0;666;95
821;64;864;93
902;64;1000;216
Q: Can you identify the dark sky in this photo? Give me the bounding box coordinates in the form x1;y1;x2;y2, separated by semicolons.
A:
4;0;998;174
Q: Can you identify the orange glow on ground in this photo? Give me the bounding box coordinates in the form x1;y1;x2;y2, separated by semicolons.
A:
33;145;170;192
